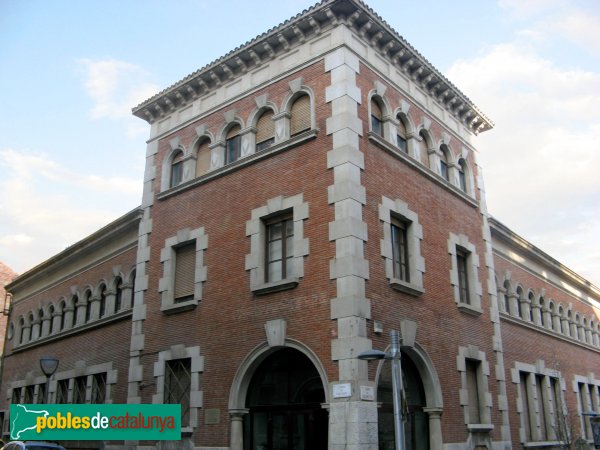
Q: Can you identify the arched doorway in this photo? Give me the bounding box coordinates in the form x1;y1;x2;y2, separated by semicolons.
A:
243;348;328;450
377;351;429;450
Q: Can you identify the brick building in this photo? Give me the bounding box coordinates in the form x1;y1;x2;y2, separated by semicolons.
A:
2;1;599;449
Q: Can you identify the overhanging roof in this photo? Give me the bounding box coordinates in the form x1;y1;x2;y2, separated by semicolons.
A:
132;0;493;134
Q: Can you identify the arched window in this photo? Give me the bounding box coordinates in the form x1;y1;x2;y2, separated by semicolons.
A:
71;296;78;328
114;277;123;313
516;286;524;319
439;145;450;181
19;317;25;344
527;291;534;322
48;305;55;335
458;158;468;192
59;300;67;331
84;290;92;323
195;139;211;177
170;151;184;188
290;94;310;136
418;131;429;166
256;110;275;151
225;125;242;164
99;285;107;319
396;115;408;153
370;98;383;136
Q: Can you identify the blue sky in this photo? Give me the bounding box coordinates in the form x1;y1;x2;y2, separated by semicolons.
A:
1;0;599;287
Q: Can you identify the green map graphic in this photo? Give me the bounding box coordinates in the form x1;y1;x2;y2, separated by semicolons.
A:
11;404;48;439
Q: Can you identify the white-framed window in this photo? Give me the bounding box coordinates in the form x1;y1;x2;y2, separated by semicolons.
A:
159;227;208;314
246;194;309;295
458;346;492;429
448;233;482;315
153;345;204;432
379;196;425;296
512;361;564;445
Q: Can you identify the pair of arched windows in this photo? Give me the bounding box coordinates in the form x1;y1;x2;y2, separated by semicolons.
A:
371;97;470;194
169;94;311;189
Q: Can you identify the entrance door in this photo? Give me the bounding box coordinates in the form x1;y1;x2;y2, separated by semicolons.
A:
244;348;327;450
377;352;429;450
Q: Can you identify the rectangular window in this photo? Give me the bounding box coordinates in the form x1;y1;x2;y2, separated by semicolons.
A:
391;219;410;282
164;358;191;426
11;388;21;404
174;243;195;303
371;115;383;136
56;379;69;404
520;372;533;441
37;383;46;404
265;217;294;283
73;376;87;403
440;160;449;181
24;385;34;404
535;374;548;440
457;249;470;304
91;373;107;404
466;359;481;424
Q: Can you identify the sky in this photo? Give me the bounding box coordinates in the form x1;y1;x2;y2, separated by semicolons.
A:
0;0;599;287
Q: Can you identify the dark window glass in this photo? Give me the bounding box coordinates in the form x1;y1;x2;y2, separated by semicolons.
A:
458;160;467;192
466;360;480;424
457;249;470;304
397;134;407;153
91;373;106;404
391;220;409;282
56;379;69;404
266;217;294;283
164;358;191;426
226;126;242;164
73;376;87;403
170;152;184;188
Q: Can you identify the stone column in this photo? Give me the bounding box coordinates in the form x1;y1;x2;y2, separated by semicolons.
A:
209;141;225;170
229;409;248;450
89;295;101;321
561;315;571;337
531;302;542;326
51;310;62;334
541;307;552;329
240;127;255;158
552;312;562;334
424;407;443;450
63;305;75;330
121;282;134;310
104;289;117;316
520;297;532;322
507;293;519;317
273;111;291;143
41;314;51;337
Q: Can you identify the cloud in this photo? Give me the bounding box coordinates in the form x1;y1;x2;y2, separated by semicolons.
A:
0;148;141;274
78;59;159;119
448;42;600;285
551;11;600;56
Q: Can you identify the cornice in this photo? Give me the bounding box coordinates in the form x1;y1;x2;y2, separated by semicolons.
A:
489;216;600;298
132;0;493;135
6;207;143;293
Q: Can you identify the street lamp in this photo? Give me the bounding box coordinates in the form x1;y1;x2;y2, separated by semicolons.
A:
358;320;417;450
39;356;59;404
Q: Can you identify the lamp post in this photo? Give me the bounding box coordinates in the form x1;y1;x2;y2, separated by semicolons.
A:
39;356;59;404
358;321;417;450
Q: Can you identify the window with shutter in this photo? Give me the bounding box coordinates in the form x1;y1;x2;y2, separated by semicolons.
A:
196;140;211;176
174;243;195;303
290;95;310;136
256;110;275;151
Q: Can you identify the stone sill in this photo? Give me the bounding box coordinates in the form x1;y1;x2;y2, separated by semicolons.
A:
252;278;299;296
458;303;483;317
467;423;494;433
522;441;564;448
161;299;198;315
389;278;424;297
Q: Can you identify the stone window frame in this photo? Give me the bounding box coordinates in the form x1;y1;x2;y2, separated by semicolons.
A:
8;362;117;404
246;194;309;295
379;196;425;296
457;345;493;431
152;344;204;434
159;226;208;314
448;233;483;315
573;374;600;442
511;360;565;445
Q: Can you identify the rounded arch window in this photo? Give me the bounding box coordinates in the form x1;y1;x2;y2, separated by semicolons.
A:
59;300;67;331
458;158;468;192
48;304;55;334
170;150;184;188
417;131;429;166
439;144;450;181
99;284;107;318
256;109;275;151
370;97;384;137
195;138;211;177
290;94;311;136
225;125;242;164
396;114;408;153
